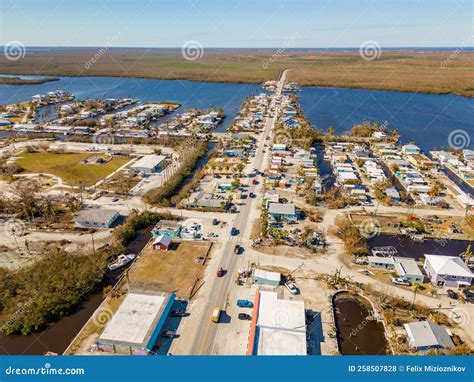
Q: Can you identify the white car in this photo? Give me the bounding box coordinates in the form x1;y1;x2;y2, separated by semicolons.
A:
391;277;411;286
285;281;299;295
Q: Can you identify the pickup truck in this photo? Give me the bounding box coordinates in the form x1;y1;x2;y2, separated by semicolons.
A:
390;277;411;286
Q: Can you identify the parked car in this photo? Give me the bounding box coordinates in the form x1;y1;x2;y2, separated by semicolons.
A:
161;330;176;338
111;197;119;202
212;218;219;226
170;309;186;317
285;281;299;295
238;313;252;320
237;299;253;308
462;288;474;302
447;289;458;299
391;277;411;286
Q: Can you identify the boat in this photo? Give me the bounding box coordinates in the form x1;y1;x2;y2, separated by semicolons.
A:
107;254;136;271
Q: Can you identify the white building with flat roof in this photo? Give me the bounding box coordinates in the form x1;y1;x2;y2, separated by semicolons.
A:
247;290;307;355
96;292;175;355
130;155;166;175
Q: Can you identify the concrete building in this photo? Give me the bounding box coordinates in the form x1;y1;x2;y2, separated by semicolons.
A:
130;155;166;175
96;292;175;355
251;268;281;286
403;321;454;351
74;209;120;228
247;290;307;355
423;255;473;288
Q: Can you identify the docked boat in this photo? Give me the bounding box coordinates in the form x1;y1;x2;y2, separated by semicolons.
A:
107;254;136;271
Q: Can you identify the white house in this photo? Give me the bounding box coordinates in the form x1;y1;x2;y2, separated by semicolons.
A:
423;255;473;288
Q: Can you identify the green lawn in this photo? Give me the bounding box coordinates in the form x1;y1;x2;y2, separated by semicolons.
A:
16;152;130;186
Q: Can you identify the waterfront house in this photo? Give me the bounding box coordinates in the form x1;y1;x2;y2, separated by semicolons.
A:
423;255;473;288
151;220;182;239
368;256;424;283
401;144;421;155
403;321;454;351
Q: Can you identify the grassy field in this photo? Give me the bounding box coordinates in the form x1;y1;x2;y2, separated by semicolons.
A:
128;240;210;299
16;152;130;186
0;48;473;97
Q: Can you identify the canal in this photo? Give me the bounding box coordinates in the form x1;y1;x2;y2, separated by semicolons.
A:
0;226;153;355
333;291;388;355
369;234;473;262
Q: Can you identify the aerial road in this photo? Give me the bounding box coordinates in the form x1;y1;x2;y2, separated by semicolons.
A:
188;70;289;355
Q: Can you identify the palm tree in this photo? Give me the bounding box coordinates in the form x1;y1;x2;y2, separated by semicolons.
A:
411;281;421;309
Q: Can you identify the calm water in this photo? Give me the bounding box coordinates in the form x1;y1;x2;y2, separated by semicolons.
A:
333;292;388;355
0;75;263;132
300;87;474;152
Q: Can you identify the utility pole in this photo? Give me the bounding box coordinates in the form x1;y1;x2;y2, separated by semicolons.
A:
91;232;96;254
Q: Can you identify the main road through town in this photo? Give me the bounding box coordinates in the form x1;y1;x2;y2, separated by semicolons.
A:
188;69;289;355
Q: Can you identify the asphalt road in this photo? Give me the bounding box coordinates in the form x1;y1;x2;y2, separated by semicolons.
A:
188;70;288;355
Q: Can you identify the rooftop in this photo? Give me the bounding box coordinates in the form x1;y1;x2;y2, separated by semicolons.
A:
131;155;166;169
98;292;173;347
404;321;454;349
255;291;307;355
268;202;296;216
75;208;119;224
424;255;473;278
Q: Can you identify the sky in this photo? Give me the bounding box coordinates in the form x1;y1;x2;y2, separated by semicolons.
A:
0;0;472;48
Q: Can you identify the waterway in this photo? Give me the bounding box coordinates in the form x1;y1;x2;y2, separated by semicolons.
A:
0;75;263;132
300;87;474;152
